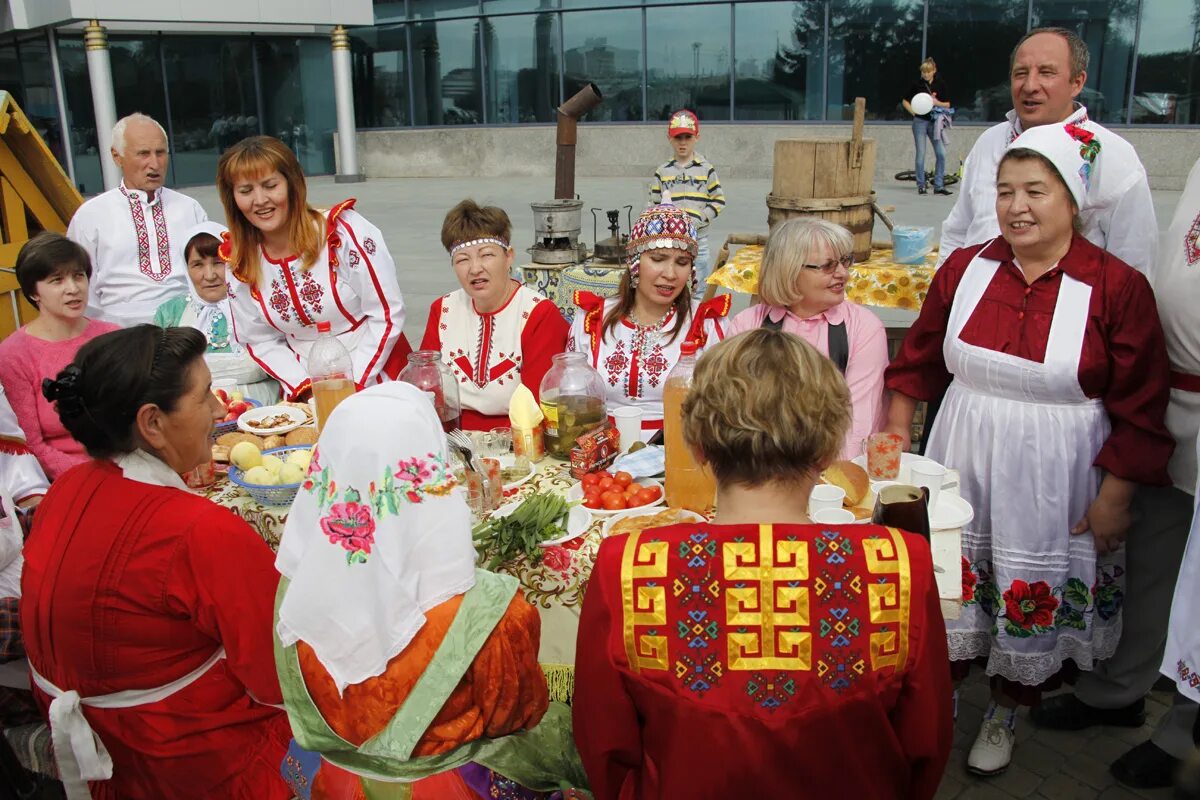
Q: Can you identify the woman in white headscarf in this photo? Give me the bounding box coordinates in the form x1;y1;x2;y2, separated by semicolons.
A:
273;381;585;799
153;222;280;404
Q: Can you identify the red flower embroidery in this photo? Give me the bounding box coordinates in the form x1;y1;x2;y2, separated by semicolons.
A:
961;557;977;603
1003;579;1058;630
1064;123;1093;144
321;501;376;559
541;545;573;576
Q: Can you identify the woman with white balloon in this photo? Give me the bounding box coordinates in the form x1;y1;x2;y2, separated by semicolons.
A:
904;58;952;196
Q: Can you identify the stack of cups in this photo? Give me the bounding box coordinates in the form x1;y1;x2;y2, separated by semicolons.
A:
809;484;854;523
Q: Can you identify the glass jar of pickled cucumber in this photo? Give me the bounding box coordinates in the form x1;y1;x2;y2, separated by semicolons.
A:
538;352;607;459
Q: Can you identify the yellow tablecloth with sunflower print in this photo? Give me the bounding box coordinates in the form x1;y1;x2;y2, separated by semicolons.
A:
707;244;937;311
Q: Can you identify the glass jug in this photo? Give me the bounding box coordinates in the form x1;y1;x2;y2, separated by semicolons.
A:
398;350;462;432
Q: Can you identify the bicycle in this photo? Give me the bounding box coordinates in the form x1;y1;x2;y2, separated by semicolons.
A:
894;169;961;187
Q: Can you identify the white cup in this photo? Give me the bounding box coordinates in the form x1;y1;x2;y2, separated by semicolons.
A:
611;406;643;453
808;484;846;515
812;507;856;525
909;460;947;512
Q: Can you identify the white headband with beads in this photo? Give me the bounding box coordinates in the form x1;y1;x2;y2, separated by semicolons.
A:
450;237;510;256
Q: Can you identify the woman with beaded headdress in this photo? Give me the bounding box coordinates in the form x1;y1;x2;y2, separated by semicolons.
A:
567;203;731;439
420;200;569;431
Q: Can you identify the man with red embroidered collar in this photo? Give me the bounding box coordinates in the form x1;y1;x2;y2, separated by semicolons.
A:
67;114;207;327
1032;158;1200;790
938;27;1156;276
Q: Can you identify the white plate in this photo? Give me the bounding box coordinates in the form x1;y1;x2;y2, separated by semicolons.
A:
601;507;705;538
494;454;536;491
930;493;974;531
237;405;308;435
488;499;593;547
851;452;938;487
565;479;665;517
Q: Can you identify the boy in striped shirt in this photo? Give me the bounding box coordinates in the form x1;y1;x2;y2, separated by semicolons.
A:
648;109;725;296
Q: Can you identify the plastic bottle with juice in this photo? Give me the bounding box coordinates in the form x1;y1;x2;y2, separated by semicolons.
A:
308;321;356;432
663;340;716;514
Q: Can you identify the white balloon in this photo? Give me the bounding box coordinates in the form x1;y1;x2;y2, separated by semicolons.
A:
910;92;934;116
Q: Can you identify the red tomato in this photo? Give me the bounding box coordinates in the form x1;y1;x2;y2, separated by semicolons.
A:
613;471;633;488
601;492;627;511
623;485;641;501
597;475;616;491
582;493;602;509
597;470;613;479
635;487;658;506
581;473;600;488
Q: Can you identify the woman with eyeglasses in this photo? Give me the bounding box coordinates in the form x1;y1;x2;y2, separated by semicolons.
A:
727;217;889;459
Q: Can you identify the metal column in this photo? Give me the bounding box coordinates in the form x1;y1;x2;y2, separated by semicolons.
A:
332;25;364;183
84;20;120;191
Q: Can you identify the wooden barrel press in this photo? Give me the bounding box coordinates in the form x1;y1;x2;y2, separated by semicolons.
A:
766;97;877;261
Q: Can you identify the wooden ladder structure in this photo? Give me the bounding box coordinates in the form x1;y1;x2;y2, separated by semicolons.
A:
0;91;83;338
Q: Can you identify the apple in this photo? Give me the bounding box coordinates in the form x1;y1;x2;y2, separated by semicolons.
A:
214;389;230;404
230;441;262;470
230;391;244;403
227;401;250;417
223;412;238;422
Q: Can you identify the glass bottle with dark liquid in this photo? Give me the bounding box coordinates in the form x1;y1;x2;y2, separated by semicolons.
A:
539;353;608;459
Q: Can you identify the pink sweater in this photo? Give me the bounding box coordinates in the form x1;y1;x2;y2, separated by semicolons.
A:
0;320;119;479
727;301;890;461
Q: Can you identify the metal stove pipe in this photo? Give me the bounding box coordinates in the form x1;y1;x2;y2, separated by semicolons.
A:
554;83;603;200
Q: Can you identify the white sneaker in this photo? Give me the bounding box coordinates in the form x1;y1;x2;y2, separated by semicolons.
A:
967;717;1015;775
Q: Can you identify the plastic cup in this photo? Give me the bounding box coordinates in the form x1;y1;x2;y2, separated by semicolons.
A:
611;406;643;453
808;484;846;515
489;427;513;456
909;460;947;513
865;433;904;480
812;507;856;525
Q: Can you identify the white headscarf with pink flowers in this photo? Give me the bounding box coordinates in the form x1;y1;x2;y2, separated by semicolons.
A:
275;382;477;693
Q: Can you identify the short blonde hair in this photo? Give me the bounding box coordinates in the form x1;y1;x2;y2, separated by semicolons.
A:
920;58;937;73
758;218;854;308
683;329;850;487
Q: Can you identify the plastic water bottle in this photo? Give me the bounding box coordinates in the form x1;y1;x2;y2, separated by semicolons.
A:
308;321;355;432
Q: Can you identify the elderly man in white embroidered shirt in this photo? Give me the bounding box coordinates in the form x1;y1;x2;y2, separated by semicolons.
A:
937;27;1157;277
66;113;208;327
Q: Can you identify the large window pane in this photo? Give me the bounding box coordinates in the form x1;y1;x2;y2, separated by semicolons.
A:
645;4;731;121
484;0;558;12
482;10;560;123
827;0;923;120
411;18;483;124
256;38;338;175
410;0;481;18
1032;0;1138;124
14;35;68;169
562;8;643;121
162;37;257;186
733;1;824;121
374;0;408;22
926;0;1026;122
351;24;412;128
1130;0;1200;124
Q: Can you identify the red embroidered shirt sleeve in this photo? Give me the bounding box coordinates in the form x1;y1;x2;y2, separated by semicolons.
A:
421;297;445;352
519;300;569;401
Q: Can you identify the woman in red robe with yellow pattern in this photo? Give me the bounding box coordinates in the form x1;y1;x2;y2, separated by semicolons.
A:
573;329;953;799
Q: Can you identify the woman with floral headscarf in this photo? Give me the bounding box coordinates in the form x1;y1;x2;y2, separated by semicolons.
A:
567;204;730;439
273;382;585;799
886;122;1172;775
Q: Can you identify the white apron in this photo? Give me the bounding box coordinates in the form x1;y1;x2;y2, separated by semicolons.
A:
927;245;1122;685
1162;432;1200;704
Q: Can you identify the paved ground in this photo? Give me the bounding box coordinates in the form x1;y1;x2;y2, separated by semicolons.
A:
184;172;1189;800
938;681;1180;799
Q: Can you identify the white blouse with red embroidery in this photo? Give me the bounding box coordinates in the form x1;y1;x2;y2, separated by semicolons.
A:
423;284;564;419
567;294;728;430
227;202;405;398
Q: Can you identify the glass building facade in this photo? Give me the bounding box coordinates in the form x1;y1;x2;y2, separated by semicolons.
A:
0;0;1195;194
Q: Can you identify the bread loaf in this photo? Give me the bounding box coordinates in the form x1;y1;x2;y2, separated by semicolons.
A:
821;460;870;506
286;427;318;446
